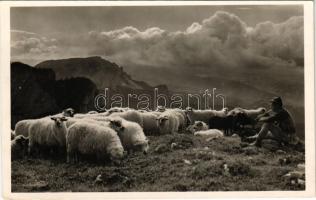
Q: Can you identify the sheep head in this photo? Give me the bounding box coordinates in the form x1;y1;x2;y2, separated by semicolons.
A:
259;107;267;113
156;116;168;126
134;139;149;155
51;116;68;128
109;118;125;132
63;108;75;117
222;107;229;114
156;106;166;112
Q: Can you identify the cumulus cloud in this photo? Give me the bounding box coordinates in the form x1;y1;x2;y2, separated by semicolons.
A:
11;11;303;69
11;30;60;64
87;11;303;69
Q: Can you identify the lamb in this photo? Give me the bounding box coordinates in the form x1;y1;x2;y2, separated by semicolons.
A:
28;116;68;157
15;119;35;137
109;110;144;127
11;135;29;160
194;129;224;139
66;121;124;163
156;110;179;134
140;112;160;135
109;117;149;154
186;121;208;134
185;107;216;124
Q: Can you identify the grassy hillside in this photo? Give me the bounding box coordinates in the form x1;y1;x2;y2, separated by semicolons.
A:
12;133;304;192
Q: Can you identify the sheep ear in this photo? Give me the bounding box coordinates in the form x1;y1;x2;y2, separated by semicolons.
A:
50;117;57;121
61;117;68;121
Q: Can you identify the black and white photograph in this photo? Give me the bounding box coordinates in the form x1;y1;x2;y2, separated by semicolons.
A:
1;1;315;198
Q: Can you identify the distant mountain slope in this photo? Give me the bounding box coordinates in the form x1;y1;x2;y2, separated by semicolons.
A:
36;56;152;90
11;62;59;128
11;62;99;128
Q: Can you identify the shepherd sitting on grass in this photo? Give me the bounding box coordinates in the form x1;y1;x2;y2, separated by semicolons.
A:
247;97;297;147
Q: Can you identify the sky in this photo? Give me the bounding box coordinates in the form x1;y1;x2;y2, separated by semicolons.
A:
11;5;304;70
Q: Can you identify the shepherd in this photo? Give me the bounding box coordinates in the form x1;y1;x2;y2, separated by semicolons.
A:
247;97;296;147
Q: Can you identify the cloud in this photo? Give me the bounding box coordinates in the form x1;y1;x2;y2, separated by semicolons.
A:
87;11;303;69
11;30;60;64
11;11;303;69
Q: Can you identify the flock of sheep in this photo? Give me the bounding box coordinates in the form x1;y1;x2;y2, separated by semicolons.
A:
11;106;266;164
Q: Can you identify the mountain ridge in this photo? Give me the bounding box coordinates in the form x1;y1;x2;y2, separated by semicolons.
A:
35;56;154;90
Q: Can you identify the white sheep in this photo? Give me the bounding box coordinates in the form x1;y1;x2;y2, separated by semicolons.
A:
227;107;266;119
11;135;29;160
212;107;229;117
185;107;216;124
64;117;113;131
155;105;167;112
243;107;266;119
194;129;224;139
52;108;75;117
140;112;160;135
87;111;98;114
109;110;144;127
155;107;188;130
109;117;149;154
66;121;124;163
171;108;188;130
186;121;209;134
227;107;244;116
28;116;68;156
15;119;35;137
108;107;131;114
64;117;97;128
156;110;179;134
74;111;111;119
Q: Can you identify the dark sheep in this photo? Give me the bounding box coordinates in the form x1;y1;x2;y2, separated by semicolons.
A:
234;112;257;130
208;115;236;136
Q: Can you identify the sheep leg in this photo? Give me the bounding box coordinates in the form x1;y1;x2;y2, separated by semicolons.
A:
28;140;36;157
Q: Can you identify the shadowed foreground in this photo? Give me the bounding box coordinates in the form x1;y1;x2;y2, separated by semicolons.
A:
12;133;305;192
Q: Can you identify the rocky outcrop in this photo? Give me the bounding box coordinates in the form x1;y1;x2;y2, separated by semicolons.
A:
11;62;99;128
54;77;98;113
11;62;59;128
